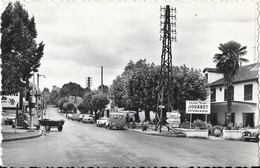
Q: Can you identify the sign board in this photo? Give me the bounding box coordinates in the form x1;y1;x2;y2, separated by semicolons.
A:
166;111;181;128
30;89;36;96
186;101;210;114
1;93;20;108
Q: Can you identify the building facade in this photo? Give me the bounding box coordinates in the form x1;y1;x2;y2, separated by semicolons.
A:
203;63;259;127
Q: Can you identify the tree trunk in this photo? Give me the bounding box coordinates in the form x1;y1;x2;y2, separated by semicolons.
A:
144;110;151;122
226;85;232;125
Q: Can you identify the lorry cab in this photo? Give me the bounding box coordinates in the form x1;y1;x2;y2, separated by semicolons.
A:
106;112;127;130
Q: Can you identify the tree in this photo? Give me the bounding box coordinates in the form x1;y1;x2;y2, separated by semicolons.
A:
83;90;98;114
110;60;208;122
91;92;109;121
1;1;44;94
172;65;208;120
42;87;51;105
50;85;59;105
59;82;85;98
57;97;69;111
213;41;248;125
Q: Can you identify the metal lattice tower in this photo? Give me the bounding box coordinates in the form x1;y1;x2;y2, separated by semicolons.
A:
156;5;177;131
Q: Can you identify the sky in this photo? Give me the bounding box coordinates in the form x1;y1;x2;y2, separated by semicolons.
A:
0;1;258;91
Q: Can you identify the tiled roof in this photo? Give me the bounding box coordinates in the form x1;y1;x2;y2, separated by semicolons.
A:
209;63;259;87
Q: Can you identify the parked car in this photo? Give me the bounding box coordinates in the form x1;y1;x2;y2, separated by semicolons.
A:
96;117;109;127
106;112;127;130
2;112;8;125
242;129;259;142
1;112;16;125
78;114;85;122
71;113;80;121
82;114;94;123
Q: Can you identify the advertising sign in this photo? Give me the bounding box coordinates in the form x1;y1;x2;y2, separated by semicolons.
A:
1;92;20;108
186;100;210;114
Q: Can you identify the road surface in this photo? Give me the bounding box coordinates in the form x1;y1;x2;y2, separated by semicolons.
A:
2;106;258;167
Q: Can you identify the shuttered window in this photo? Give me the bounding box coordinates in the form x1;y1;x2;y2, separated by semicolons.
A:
244;84;253;101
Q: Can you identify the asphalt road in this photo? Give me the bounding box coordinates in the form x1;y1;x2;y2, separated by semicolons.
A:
2;106;258;167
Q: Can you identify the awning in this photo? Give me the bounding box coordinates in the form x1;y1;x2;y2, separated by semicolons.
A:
211;101;257;113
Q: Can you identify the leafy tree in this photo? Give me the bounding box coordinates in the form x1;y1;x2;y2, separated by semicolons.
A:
97;85;109;94
82;90;99;114
57;97;69;111
50;85;59;105
77;102;86;113
59;82;85;98
110;60;208;122
91;92;109;121
64;102;74;112
213;41;248;125
1;1;44;94
172;65;208;120
42;87;51;105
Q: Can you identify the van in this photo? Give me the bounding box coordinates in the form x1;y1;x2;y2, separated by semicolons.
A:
106;112;127;130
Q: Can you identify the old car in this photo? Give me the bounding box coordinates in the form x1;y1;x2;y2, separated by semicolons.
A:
1;112;16;125
82;114;94;123
96;117;109;127
106;112;127;130
242;128;259;142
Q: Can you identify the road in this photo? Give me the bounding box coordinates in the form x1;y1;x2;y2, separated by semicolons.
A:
2;106;258;167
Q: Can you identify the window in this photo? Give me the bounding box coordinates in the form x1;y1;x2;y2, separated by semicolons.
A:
205;74;208;83
244;84;253;101
224;86;234;101
211;88;216;102
243;113;254;127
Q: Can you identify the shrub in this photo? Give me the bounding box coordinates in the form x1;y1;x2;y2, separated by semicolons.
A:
193;119;207;129
179;121;193;129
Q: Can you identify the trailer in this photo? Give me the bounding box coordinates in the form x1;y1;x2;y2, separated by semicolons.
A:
39;119;65;131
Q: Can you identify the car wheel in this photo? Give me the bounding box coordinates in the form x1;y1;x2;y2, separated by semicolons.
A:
58;125;63;131
36;125;40;130
45;125;51;131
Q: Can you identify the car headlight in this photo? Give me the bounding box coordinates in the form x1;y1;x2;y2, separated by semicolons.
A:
112;123;115;125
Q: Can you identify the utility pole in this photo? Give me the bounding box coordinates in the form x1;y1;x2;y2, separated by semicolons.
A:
86;77;92;92
156;5;177;132
101;66;104;93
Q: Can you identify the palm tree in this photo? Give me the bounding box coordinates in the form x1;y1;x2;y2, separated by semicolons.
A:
213;41;248;126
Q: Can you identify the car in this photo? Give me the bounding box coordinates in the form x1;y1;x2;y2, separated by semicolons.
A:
1;112;16;125
6;113;16;125
96;117;109;127
242;128;259;142
78;114;85;122
71;113;80;121
1;112;8;125
106;112;127;130
82;114;94;123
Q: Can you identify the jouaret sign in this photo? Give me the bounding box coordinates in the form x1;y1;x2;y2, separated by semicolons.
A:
186;100;210;114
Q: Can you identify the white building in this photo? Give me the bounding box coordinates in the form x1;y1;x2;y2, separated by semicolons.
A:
203;63;259;127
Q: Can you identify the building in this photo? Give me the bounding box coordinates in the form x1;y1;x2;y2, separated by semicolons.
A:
203;63;259;127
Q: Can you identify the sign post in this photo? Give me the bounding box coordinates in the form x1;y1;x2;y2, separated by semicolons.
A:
186;100;211;129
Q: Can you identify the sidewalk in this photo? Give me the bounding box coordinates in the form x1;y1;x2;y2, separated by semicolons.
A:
1;124;43;142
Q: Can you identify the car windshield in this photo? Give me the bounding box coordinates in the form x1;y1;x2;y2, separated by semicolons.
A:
100;117;108;120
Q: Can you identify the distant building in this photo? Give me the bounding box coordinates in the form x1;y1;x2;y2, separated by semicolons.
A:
203;63;259;127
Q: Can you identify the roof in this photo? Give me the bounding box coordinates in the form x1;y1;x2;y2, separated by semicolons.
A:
209;63;259;87
203;68;221;73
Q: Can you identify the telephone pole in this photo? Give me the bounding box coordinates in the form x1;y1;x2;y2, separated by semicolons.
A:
156;5;177;132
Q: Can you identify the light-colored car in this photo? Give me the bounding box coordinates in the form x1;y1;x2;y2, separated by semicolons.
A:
78;114;85;122
1;112;16;125
242;128;259;142
82;114;94;123
96;117;109;127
